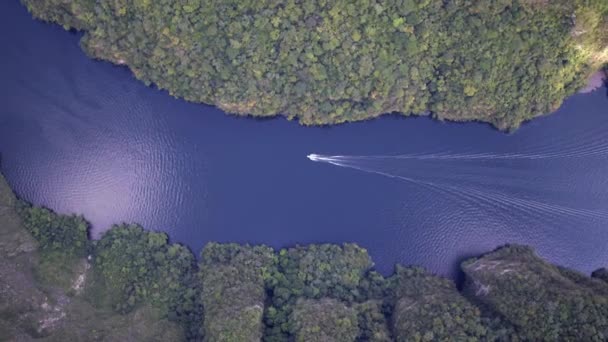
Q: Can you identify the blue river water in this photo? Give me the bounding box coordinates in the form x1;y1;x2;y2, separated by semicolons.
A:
1;0;607;278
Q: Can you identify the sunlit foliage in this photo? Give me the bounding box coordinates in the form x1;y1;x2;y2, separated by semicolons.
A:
198;243;276;341
10;193;608;341
290;298;359;342
22;0;608;129
92;224;200;336
17;201;89;256
389;266;487;341
264;244;375;340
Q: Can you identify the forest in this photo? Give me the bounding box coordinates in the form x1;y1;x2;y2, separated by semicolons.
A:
2;174;608;341
20;0;608;129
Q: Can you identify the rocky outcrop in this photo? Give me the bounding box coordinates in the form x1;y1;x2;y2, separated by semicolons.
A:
0;174;51;340
462;245;608;341
579;70;607;93
0;174;184;341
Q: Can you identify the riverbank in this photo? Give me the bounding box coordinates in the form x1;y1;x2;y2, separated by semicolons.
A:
3;172;608;341
21;0;608;130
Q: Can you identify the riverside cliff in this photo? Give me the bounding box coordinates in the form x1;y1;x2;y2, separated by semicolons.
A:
2;173;608;341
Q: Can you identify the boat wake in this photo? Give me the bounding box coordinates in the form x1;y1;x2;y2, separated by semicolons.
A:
307;141;608;222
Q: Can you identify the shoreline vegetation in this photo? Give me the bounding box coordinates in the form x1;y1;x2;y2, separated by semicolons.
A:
21;0;608;130
2;174;608;341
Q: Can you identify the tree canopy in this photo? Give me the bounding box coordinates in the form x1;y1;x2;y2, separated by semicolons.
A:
4;172;608;341
22;0;608;129
198;243;276;341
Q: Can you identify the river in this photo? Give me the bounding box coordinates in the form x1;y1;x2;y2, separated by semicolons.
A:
1;0;607;278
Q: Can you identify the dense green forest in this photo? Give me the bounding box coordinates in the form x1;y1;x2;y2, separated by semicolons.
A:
21;0;607;129
2;175;608;341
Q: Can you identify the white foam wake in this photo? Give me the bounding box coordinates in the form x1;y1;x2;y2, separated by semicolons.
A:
306;151;608;221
